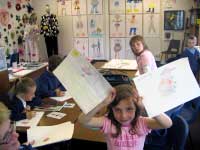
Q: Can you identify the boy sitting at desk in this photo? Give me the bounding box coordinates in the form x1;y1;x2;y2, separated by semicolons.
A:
36;55;66;99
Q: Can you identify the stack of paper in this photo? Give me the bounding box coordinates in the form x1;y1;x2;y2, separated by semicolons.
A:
50;91;72;102
27;122;74;148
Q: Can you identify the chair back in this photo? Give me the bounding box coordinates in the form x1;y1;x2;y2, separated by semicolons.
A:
0;70;9;95
167;39;181;53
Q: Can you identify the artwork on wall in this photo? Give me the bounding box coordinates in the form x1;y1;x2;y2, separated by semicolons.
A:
110;38;125;59
126;14;142;37
143;0;160;13
87;0;103;15
143;14;160;37
73;38;89;57
125;38;135;60
89;37;105;59
126;0;142;14
110;14;125;37
88;15;104;37
144;37;161;56
72;0;87;15
57;0;72;16
109;0;125;14
73;15;88;37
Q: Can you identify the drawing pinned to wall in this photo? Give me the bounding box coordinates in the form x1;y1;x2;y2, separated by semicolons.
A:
73;38;89;57
126;0;142;14
89;38;105;59
57;0;72;16
110;14;125;37
88;15;104;37
72;0;87;15
143;0;160;13
126;14;142;37
73;15;88;37
125;38;135;60
162;0;176;9
109;0;125;14
110;38;125;59
143;14;160;37
144;37;161;56
87;0;103;15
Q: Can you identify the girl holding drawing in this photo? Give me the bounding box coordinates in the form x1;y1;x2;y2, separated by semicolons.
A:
79;84;172;150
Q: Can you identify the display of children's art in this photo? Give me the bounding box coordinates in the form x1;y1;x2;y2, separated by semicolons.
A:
126;0;142;14
144;37;161;56
143;14;160;37
126;14;142;37
73;15;88;37
72;0;87;15
89;38;104;59
87;0;103;14
110;38;125;59
88;15;104;37
57;0;72;16
110;14;125;37
73;38;89;57
125;38;135;60
143;0;160;13
109;0;125;14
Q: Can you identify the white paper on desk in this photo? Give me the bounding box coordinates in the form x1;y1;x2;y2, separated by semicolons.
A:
133;58;200;117
53;49;112;114
27;122;74;148
101;59;138;70
13;69;33;76
46;112;66;119
50;91;72;102
16;112;44;127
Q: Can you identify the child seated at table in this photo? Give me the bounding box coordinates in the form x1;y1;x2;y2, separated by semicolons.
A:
10;77;41;121
36;55;66;99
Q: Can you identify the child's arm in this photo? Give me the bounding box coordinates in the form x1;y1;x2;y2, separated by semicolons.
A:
78;88;116;129
146;113;172;130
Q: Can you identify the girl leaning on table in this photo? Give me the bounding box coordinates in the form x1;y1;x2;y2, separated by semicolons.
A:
9;77;41;121
78;84;172;150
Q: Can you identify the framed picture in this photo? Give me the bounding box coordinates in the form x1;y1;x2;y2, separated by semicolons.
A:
164;10;185;30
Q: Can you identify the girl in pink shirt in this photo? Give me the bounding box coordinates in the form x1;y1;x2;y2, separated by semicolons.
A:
79;84;172;150
129;35;157;74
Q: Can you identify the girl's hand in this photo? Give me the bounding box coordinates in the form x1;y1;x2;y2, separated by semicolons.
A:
102;88;116;106
55;89;65;97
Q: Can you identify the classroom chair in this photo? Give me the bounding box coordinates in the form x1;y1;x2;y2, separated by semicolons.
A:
160;39;181;62
0;69;10;95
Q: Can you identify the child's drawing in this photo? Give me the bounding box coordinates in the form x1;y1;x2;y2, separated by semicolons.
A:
126;14;142;37
110;14;125;37
143;0;160;13
73;38;89;57
87;0;103;14
89;38;104;59
125;38;135;59
109;0;125;14
88;15;104;37
126;0;142;14
110;38;125;59
57;0;72;16
72;0;87;15
73;15;88;37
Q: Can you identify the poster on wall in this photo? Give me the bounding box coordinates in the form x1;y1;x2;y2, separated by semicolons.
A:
88;15;104;38
109;0;125;14
89;38;105;59
126;0;142;14
125;38;135;60
143;14;160;37
57;0;72;16
73;15;88;37
72;0;87;15
110;38;125;59
126;14;142;37
144;37;161;57
87;0;103;15
73;38;89;57
110;14;125;37
143;0;160;13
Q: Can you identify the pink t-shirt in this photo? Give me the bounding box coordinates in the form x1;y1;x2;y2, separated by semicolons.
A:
136;50;157;74
101;117;151;150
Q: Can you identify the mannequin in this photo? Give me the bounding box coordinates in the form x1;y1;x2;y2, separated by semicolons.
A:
40;4;59;57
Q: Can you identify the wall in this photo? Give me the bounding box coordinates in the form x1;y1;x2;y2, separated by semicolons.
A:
32;0;195;61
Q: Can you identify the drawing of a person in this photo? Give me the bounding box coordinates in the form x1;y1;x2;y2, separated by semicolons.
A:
90;0;99;14
128;15;137;35
113;14;122;32
114;40;122;59
148;14;156;34
74;0;80;14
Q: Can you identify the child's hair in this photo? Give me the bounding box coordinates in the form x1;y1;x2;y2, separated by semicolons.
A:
188;35;197;41
107;84;141;137
129;35;148;50
48;55;63;72
29;13;37;25
12;77;36;95
0;102;10;125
